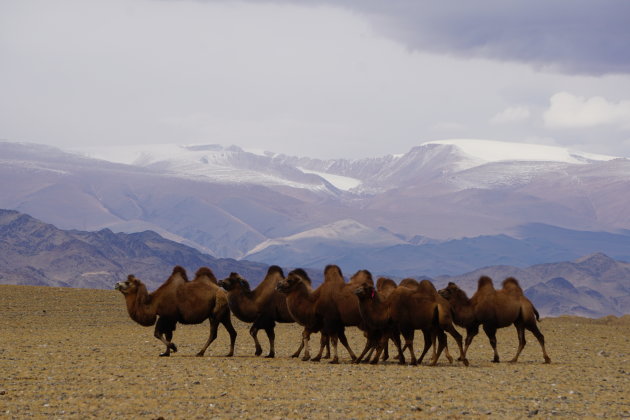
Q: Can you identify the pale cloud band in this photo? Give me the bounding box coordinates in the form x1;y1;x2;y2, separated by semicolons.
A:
544;92;630;129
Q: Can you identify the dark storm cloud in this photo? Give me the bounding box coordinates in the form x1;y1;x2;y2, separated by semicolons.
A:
268;0;630;75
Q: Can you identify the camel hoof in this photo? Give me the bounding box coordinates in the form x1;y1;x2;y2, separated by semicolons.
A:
544;357;551;364
291;353;300;358
225;353;234;357
329;358;339;364
462;358;470;367
265;353;275;358
169;343;178;353
301;355;311;362
311;357;321;363
195;352;204;357
492;358;500;363
369;360;378;365
254;348;263;356
159;352;170;357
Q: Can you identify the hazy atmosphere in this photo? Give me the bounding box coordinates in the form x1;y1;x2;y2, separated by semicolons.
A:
2;0;630;158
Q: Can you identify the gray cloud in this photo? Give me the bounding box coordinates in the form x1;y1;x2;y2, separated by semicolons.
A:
272;0;630;75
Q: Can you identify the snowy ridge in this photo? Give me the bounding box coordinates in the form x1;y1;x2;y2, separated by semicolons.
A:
245;219;405;256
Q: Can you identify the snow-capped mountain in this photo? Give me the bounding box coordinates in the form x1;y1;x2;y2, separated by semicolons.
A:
2;139;629;269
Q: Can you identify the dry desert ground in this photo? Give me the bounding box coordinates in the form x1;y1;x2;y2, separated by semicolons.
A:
1;284;629;419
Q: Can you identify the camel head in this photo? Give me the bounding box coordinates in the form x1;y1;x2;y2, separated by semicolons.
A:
218;272;250;292
276;269;309;293
438;282;468;302
353;282;376;301
115;275;143;295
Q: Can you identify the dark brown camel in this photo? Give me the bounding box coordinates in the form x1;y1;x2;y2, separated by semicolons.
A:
275;268;330;361
114;266;237;357
218;266;296;358
354;281;405;365
384;279;468;366
439;276;551;363
312;265;372;364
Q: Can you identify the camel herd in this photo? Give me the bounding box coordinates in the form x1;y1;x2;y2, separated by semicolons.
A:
114;265;551;366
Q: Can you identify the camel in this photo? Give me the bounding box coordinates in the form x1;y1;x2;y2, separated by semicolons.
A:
311;265;372;364
275;268;330;361
439;276;551;364
354;281;405;365
368;279;467;366
114;266;237;357
218;266;296;358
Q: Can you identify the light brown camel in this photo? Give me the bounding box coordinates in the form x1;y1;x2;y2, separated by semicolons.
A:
275;268;330;361
114;266;237;357
385;279;468;366
439;276;551;363
218;266;297;358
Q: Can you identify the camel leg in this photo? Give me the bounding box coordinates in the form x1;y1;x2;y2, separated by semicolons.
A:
364;346;375;363
509;323;526;363
444;324;467;366
402;331;417;365
527;322;551;364
370;336;387;365
264;326;276;358
390;333;406;365
337;329;357;362
196;318;219;357
221;314;237;357
154;318;177;357
354;338;373;364
430;331;448;366
249;325;263;356
416;330;433;365
311;334;327;362
297;329;310;361
381;338;390;361
464;324;479;356
292;328;307;358
324;337;331;359
483;324;500;362
329;335;340;364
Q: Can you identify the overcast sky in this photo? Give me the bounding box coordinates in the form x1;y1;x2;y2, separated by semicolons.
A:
1;0;630;159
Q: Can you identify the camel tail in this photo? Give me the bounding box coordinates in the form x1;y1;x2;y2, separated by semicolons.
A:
432;306;441;329
533;306;541;322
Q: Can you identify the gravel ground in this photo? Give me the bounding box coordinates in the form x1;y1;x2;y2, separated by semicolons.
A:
1;284;629;419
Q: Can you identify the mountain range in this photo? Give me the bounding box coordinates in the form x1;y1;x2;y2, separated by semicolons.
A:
1;208;627;317
1;139;629;281
0;209;268;290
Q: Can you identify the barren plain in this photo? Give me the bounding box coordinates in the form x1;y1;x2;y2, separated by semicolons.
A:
1;284;629;419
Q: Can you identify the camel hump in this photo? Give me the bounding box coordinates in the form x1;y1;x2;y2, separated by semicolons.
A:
324;265;344;281
172;265;189;281
477;276;495;290
350;269;373;285
400;278;419;289
267;265;285;277
289;268;311;284
418;279;438;295
376;277;396;291
195;267;217;283
502;277;523;294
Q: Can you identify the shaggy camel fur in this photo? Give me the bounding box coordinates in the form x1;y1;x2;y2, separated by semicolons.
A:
439;276;551;364
218;266;296;358
276;268;330;361
115;266;237;357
